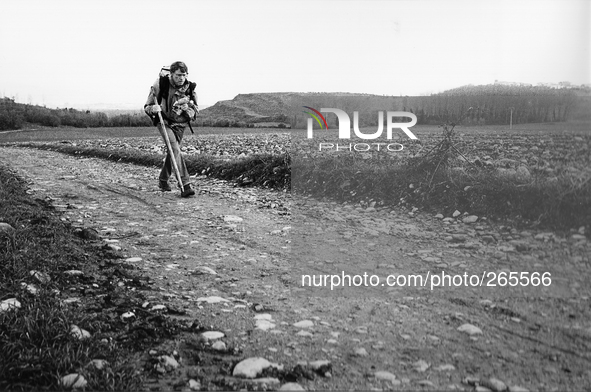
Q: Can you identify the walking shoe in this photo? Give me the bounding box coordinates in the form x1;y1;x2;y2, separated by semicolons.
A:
181;184;195;198
159;180;172;192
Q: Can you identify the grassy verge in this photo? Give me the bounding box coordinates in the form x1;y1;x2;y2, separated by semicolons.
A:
7;142;291;190
292;153;590;232
0;166;190;391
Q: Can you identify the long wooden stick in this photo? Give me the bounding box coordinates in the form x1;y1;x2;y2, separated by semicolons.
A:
154;109;183;190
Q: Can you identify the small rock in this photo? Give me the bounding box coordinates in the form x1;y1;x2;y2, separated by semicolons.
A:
452;210;461;218
435;213;444;219
196;296;230;304
434;364;456;372
211;341;227;351
482;378;508;392
413;359;430;372
245;378;281;386
256;319;276;331
158;355;180;371
0;298;21;313
0;222;15;233
223;215;243;223
458;323;483;336
63;270;84;276
188;379;201;391
417;380;437;388
21;283;38;295
125;257;142;262
70;324;91;340
192;266;217;275
508;386;530;392
201;331;225;340
354;347;368;357
308;360;332;375
279;382;306;391
293;320;314;328
30;270;51;283
121;311;135;321
463;215;478;224
87;359;109;370
233;357;283;378
375;370;397;382
60;374;87;389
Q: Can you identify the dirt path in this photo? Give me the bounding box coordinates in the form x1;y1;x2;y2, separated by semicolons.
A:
1;146;590;391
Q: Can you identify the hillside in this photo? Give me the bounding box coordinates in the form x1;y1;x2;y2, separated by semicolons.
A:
199;86;590;128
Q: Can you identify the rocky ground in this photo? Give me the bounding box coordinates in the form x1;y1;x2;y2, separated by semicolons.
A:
1;146;590;391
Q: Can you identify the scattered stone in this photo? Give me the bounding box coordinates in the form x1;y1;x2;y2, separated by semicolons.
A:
120;311;135;321
375;370;398;383
157;355;179;372
223;215;243;223
308;360;332;375
150;304;167;311
125;257;142;262
293;320;314;328
279;382;306;391
30;270;51;284
463;215;478;224
244;378;281;387
481;378;508;392
516;166;531;179
192;266;217;275
188;379;201;391
435;213;444;219
452;210;461;218
417;380;437;388
196;296;230;304
21;283;38;295
457;323;483;336
353;347;368;357
0;298;21;313
87;359;109;370
211;341;227;351
201;331;225;340
0;222;15;233
413;359;430;372
233;357;283;378
435;364;456;371
63;270;84;276
256;319;276;331
70;324;91;340
508;386;530;392
60;373;87;390
297;330;313;337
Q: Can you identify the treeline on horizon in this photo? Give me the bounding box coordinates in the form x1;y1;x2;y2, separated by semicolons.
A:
288;84;590;128
0;84;589;131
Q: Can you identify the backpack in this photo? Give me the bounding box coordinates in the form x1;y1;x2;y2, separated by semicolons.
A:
150;66;196;133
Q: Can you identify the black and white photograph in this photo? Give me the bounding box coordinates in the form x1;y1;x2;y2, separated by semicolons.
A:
0;0;589;390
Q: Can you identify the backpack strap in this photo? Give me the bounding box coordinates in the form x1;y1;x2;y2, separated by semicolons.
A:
157;76;170;105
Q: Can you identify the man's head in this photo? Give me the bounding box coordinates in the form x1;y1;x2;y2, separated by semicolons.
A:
170;61;188;87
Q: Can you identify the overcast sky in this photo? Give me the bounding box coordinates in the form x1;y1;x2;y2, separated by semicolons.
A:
1;0;588;110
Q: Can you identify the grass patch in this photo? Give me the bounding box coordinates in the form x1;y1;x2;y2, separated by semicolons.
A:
6;142;291;191
0;165;191;391
292;123;591;232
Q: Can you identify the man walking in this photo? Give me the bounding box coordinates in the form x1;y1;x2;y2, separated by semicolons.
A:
144;61;199;197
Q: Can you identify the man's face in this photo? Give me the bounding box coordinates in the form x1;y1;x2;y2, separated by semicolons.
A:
171;70;187;86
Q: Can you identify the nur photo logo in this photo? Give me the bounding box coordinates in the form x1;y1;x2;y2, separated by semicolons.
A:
303;107;418;152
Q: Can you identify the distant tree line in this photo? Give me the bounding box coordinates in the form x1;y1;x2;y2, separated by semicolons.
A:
0;98;152;131
288;85;590;128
